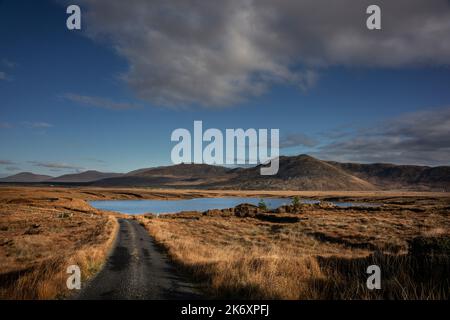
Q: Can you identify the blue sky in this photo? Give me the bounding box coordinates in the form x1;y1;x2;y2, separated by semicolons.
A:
1;0;450;176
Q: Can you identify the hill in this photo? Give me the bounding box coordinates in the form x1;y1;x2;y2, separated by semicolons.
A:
0;172;53;183
47;170;123;183
3;155;448;191
94;156;376;191
216;155;376;190
329;161;450;191
95;155;449;191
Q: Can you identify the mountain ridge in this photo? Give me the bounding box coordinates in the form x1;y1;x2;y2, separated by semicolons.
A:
1;155;448;191
47;170;123;183
0;172;53;183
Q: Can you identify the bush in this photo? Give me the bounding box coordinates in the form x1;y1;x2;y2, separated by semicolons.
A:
291;196;301;208
258;199;268;211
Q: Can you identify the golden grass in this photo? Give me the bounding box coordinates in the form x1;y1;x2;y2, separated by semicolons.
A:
137;201;450;299
0;191;119;299
140;217;329;299
1;216;118;299
1;186;449;299
1;186;448;202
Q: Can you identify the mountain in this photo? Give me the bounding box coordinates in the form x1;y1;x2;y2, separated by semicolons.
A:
3;155;448;190
47;170;123;183
214;155;376;190
329;161;450;191
95;155;449;190
0;172;53;183
94;156;376;191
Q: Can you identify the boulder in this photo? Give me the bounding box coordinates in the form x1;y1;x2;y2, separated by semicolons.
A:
234;203;260;217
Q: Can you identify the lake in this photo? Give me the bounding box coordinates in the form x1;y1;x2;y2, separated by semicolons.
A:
89;197;379;215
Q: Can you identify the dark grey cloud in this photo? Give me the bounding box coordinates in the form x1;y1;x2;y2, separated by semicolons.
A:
76;0;450;107
280;133;318;148
317;107;450;166
0;160;15;165
28;161;84;170
0;71;8;81
64;93;142;110
0;122;12;129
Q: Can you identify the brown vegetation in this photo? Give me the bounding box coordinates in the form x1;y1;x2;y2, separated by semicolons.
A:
0;188;118;299
1;186;449;299
137;198;450;299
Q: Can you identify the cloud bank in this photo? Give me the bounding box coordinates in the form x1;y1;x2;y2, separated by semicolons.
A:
77;0;450;107
0;160;16;165
280;133;318;149
28;161;84;171
317;107;450;166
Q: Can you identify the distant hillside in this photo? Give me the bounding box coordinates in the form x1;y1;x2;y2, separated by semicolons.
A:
3;155;449;191
0;170;122;183
96;163;231;187
329;161;450;191
47;170;123;183
99;155;448;191
93;156;376;191
128;163;230;178
0;172;53;183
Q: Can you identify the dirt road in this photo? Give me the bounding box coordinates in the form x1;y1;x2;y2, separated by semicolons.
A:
77;219;202;299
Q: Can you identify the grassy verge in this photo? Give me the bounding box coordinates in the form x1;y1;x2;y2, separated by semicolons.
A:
0;196;119;299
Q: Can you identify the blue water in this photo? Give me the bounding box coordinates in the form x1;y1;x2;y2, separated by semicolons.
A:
89;197;378;215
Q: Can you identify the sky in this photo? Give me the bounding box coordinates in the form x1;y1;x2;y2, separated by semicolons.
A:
1;0;450;176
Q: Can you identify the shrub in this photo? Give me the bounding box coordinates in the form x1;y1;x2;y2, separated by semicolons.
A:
258;199;268;211
292;196;301;209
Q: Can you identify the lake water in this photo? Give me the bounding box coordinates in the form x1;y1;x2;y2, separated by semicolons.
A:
89;197;379;215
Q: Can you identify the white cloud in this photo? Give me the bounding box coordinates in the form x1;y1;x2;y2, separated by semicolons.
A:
75;0;450;107
22;122;53;129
